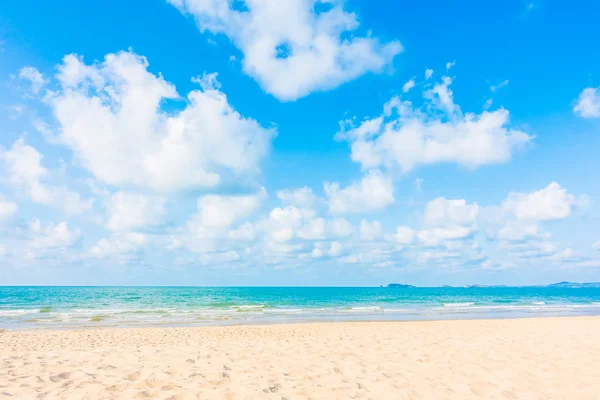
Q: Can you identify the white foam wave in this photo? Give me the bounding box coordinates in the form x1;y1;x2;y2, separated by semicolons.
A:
443;302;475;308
0;309;40;316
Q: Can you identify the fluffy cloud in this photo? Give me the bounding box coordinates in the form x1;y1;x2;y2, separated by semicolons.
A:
19;66;46;94
0;197;17;222
495;222;551;242
573;87;600;118
194;190;265;229
30;220;82;248
90;232;147;258
386;225;416;245
502;182;588;221
0;138;93;215
337;75;531;172
105;192;165;232
276;186;320;211
168;0;402;101
48;51;274;192
325;169;394;214
359;219;382;241
423;198;479;228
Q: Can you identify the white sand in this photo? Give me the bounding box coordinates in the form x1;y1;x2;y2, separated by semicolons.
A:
1;317;599;399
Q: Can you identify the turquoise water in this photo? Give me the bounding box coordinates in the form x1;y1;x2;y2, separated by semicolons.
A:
1;286;600;329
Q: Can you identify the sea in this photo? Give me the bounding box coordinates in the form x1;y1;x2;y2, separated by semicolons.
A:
1;286;600;330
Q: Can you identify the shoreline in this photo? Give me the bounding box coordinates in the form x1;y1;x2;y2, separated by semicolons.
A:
2;313;600;332
2;316;599;398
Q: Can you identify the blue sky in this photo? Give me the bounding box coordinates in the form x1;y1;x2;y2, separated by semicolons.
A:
1;0;599;286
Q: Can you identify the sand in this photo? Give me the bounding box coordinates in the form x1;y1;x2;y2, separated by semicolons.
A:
1;317;599;399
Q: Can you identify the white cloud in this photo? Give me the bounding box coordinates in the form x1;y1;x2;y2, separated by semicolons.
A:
359;219;382;241
417;226;474;247
425;68;433;80
325;169;394;214
105;192;165;232
19;66;46;94
483;98;493;110
48;51;274;192
496;222;551;242
0;138;93;215
337;75;531;173
168;0;402;101
264;206;304;243
549;248;580;262
276;186;320;210
593;240;600;250
414;177;423;192
297;217;326;240
386;225;416;245
0;197;17;222
573;87;600;118
504;240;560;259
445;60;455;71
90;232;147;258
30;220;82;248
490;79;509;92
311;241;345;258
502;182;587;221
328;218;353;238
194;190;265;229
423;198;479;228
402;79;415;93
198;250;241;264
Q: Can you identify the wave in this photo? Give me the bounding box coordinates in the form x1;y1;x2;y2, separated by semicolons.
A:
229;304;265;312
443;302;475;308
0;309;40;316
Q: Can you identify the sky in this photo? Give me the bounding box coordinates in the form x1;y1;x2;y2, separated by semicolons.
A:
0;0;599;286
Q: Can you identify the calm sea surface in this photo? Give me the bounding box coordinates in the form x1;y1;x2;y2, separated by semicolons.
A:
1;286;599;329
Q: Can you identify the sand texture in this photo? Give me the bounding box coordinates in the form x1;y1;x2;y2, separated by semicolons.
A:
1;317;599;399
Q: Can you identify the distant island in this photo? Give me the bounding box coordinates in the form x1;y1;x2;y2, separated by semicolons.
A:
546;282;600;288
381;282;600;288
386;283;416;288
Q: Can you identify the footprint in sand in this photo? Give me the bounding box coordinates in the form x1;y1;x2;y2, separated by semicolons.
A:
49;372;72;383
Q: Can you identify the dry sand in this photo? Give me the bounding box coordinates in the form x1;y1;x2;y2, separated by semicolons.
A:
1;317;599;399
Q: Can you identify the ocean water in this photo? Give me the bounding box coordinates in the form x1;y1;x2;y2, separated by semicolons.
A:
1;286;600;329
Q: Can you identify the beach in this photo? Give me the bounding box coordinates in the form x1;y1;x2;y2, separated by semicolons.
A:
1;317;599;399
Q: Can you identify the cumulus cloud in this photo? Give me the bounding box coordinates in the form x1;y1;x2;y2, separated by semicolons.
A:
90;232;147;258
30;220;82;248
48;51;275;192
425;68;433;80
359;219;382;241
105;192;165;232
502;182;588;221
19;66;46;94
276;186;320;210
337;74;531;173
423;198;479;228
0;138;93;215
573;87;600;118
495;222;551;242
385;225;416;245
194;190;266;229
168;0;402;101
325;169;394;214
